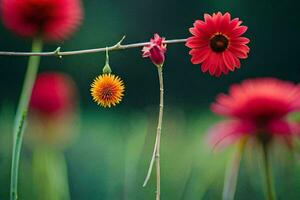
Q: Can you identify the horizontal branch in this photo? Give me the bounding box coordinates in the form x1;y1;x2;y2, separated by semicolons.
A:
0;37;187;57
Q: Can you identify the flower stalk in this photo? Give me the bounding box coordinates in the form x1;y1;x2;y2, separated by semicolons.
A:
10;37;43;200
143;66;164;200
222;138;247;200
262;142;276;200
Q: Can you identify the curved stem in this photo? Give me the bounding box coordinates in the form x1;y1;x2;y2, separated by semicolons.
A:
143;67;164;200
262;143;276;200
10;37;43;200
143;134;158;187
0;38;187;57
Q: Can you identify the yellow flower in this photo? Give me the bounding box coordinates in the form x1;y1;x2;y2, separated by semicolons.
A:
90;74;125;108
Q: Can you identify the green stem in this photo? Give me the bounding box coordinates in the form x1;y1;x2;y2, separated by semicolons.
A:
10;37;43;200
222;138;247;200
32;146;70;200
262;143;276;200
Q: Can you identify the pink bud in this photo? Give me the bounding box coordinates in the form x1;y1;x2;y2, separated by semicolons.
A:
142;34;167;66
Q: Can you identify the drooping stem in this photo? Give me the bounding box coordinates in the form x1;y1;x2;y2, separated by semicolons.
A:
143;67;164;200
0;38;187;57
10;37;43;200
262;142;276;200
143;133;158;187
222;138;247;200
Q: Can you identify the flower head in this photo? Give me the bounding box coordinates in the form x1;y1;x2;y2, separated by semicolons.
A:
142;33;167;66
208;78;300;149
90;74;125;108
30;72;77;117
186;12;250;77
1;0;83;41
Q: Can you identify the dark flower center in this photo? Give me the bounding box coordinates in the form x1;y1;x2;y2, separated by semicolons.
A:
23;0;56;28
210;34;229;53
101;85;115;100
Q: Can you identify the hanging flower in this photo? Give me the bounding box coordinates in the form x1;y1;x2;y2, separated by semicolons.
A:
208;78;300;149
1;0;83;41
30;72;77;117
90;74;125;108
142;33;167;67
186;12;250;77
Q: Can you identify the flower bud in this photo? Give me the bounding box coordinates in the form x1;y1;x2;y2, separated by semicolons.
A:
149;45;165;67
142;34;167;67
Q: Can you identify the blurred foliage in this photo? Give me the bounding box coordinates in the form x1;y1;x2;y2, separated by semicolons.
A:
1;106;300;199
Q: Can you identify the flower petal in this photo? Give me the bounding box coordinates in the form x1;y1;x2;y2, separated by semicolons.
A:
266;120;298;136
206;120;255;150
231;37;250;44
229;45;250;59
229;26;248;38
186;36;209;48
222;52;236;71
190;47;210;64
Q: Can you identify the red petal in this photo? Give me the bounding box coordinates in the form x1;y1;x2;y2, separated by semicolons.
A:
206;120;254;150
231;37;250;44
229;26;248;38
190;48;210;64
219;12;231;33
229;45;250;59
222;52;236;71
186;37;209;48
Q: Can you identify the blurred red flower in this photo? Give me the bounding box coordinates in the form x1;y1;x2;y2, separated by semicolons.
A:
30;72;77;117
1;0;83;41
186;12;250;77
208;78;300;149
142;33;167;66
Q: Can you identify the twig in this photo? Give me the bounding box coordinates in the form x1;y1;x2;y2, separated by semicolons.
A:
155;67;164;200
143;67;164;200
143;133;159;187
0;37;187;57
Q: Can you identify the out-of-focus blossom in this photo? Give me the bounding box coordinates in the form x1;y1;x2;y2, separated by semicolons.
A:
28;72;78;147
208;78;300;149
142;33;167;67
186;12;250;77
1;0;83;41
30;72;77;117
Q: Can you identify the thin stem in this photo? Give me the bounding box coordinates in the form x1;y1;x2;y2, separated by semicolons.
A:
262;142;276;200
10;111;27;200
155;67;164;200
0;38;187;57
222;138;247;200
143;133;158;187
143;67;164;200
10;37;43;200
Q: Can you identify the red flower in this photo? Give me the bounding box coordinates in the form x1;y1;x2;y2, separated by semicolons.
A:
142;33;167;66
186;12;250;77
30;72;77;117
1;0;83;41
208;78;300;149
